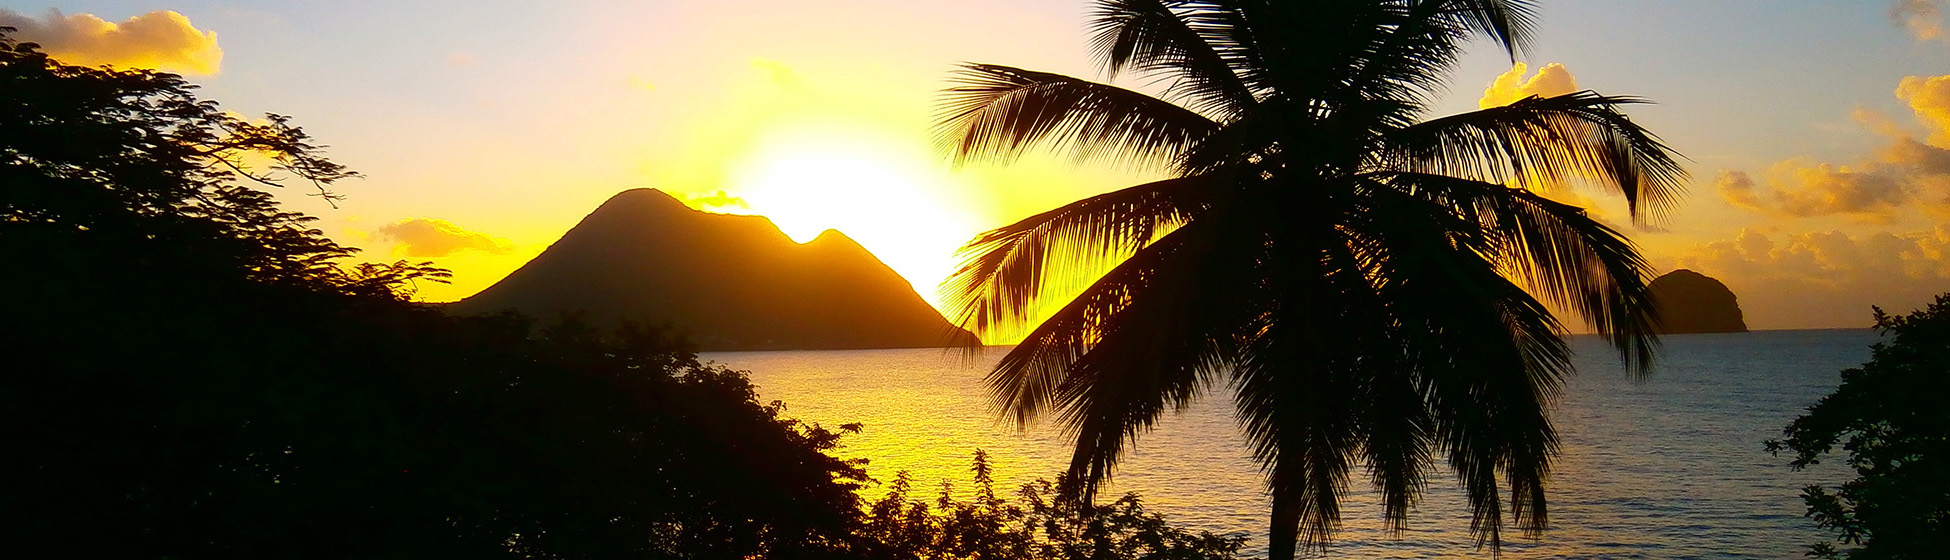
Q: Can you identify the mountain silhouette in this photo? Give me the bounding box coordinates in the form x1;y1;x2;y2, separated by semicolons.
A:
448;188;979;351
1648;269;1749;334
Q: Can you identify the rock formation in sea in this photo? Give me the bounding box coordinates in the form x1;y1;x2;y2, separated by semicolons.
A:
1647;269;1749;334
447;188;980;351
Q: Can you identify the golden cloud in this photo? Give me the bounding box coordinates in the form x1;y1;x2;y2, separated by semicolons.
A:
1674;226;1950;328
375;218;514;258
1715;170;1765;210
1479;62;1579;109
1473;62;1652;227
1719;161;1916;218
0;9;221;74
1719;75;1950;218
1898;74;1950;146
1892;0;1945;41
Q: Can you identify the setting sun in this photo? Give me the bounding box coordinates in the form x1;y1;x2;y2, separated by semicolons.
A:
700;122;985;310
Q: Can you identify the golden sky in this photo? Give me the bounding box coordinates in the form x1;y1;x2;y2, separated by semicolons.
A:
6;1;1950;331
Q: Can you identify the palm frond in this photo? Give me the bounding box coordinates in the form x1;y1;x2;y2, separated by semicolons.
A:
1088;0;1258;117
1384;171;1660;374
1328;0;1516;114
1382;92;1688;224
1439;0;1539;58
1347;179;1569;547
1052;233;1237;500
942;174;1220;338
936;63;1221;169
1232;301;1365;554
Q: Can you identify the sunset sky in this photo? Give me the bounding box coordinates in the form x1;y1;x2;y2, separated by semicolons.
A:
6;0;1949;331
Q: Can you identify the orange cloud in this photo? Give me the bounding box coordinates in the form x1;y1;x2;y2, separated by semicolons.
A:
0;9;221;74
375;218;514;258
1478;62;1579;109
1892;0;1945;41
1719;75;1950;218
1897;75;1950;146
1719;161;1918;219
1674;226;1950;328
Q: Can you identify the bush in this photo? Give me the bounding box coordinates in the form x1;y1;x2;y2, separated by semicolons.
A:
1768;294;1950;559
855;451;1247;560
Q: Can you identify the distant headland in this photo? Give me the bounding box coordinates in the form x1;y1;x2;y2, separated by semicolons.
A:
447;188;979;351
1648;269;1749;334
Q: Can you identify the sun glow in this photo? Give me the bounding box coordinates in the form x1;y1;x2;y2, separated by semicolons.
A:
702;123;985;311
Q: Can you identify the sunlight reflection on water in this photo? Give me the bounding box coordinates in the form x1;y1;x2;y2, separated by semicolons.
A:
705;329;1875;559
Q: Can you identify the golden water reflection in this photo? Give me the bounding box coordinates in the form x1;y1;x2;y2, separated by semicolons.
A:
709;329;1872;558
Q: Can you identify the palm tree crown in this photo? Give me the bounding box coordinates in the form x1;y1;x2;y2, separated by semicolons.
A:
935;1;1685;558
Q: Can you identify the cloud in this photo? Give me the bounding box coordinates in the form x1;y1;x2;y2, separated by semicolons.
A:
1673;226;1950;328
682;190;751;211
1719;75;1950;218
1472;62;1656;226
1898;74;1950;146
1715;170;1764;209
1479;62;1579;109
1718;160;1917;218
1892;0;1945;41
0;9;221;74
374;218;514;258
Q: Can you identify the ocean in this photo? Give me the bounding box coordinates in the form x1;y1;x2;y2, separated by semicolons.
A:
704;329;1879;559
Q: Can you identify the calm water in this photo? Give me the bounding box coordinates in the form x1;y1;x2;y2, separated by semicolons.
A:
705;329;1877;559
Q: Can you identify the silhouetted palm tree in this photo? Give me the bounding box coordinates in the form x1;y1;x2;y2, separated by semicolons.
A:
936;2;1683;558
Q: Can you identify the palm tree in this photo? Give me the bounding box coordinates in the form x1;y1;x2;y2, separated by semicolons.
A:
934;1;1684;559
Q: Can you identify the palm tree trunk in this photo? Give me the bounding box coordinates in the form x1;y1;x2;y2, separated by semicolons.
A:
1268;485;1303;560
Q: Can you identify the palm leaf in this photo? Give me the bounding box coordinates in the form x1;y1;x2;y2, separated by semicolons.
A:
1384;172;1661;373
1381;92;1688;223
979;215;1233;429
1440;0;1539;57
936;64;1221;169
941;174;1220;338
1088;0;1259;117
1349;179;1569;546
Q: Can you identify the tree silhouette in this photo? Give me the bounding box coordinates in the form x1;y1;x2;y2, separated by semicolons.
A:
935;2;1684;558
1;30;868;559
1769;295;1950;559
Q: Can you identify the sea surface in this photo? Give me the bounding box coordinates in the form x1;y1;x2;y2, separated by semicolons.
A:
704;329;1879;559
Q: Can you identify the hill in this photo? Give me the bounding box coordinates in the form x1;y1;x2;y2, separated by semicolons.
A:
448;188;979;350
1648;269;1750;334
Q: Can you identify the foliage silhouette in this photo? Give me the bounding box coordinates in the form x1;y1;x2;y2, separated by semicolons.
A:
857;450;1245;560
2;31;870;559
934;2;1685;557
1768;295;1950;559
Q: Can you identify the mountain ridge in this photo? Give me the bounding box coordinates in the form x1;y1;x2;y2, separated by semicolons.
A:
448;188;979;351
